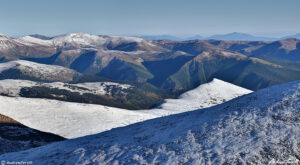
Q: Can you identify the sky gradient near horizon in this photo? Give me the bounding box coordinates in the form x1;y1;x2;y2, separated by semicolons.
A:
1;0;300;37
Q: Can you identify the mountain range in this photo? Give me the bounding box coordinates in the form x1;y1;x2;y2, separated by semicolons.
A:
0;32;300;109
0;60;162;109
136;32;300;41
0;32;300;164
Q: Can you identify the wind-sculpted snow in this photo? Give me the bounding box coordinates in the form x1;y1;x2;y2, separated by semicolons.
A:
0;81;299;164
0;79;250;139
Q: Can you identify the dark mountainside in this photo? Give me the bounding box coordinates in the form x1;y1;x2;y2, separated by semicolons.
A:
0;114;65;154
1;33;300;108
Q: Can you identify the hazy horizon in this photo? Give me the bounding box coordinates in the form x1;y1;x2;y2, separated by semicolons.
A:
1;0;300;38
2;31;299;39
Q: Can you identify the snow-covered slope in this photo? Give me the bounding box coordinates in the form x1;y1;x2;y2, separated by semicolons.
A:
0;79;37;96
0;60;79;82
0;79;249;138
0;96;156;138
52;33;107;47
17;36;53;46
16;33;103;47
16;32;158;50
158;78;252;111
0;34;24;51
0;60;71;74
1;80;299;164
0;79;132;97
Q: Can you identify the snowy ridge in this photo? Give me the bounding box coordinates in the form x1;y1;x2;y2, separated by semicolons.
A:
0;60;74;74
0;79;250;138
0;34;9;41
0;60;78;82
17;36;53;46
51;33;107;47
0;80;299;164
0;34;24;50
16;32;157;49
0;60;17;73
158;78;252;112
0;79;132;97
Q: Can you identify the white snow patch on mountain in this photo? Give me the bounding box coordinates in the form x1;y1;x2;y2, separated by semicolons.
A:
0;34;24;50
0;96;156;138
108;35;146;45
0;61;17;73
0;34;9;41
0;79;250;138
0;79;132;96
52;33;148;47
158;78;252;112
73;82;131;95
15;32;158;49
0;80;37;96
17;36;53;46
0;80;299;164
0;60;76;77
52;33;107;47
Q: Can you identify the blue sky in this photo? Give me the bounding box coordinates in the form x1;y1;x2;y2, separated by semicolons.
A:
1;0;299;37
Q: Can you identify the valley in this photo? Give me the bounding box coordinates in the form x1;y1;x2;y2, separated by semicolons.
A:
1;0;300;164
1;33;300;95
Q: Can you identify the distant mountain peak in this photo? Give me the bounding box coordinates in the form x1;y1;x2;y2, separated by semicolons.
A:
137;35;204;41
281;37;299;41
0;34;10;41
29;34;53;40
229;32;248;35
281;33;300;40
207;32;277;41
